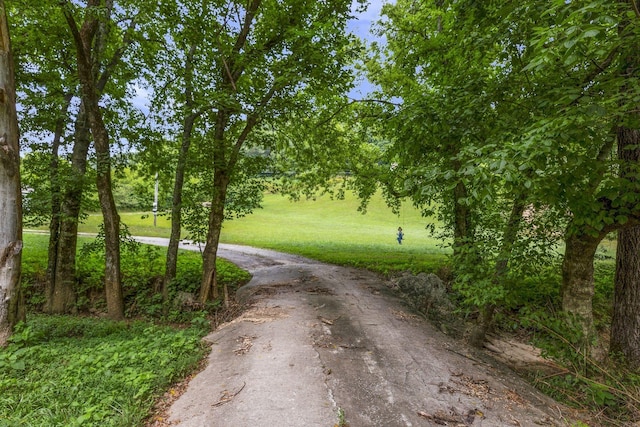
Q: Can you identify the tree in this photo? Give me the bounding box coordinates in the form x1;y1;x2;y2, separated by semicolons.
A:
524;0;640;345
12;0;147;315
0;0;23;345
143;1;270;304
610;0;640;367
144;1;216;303
60;0;125;319
366;0;557;344
149;0;362;305
10;0;80;314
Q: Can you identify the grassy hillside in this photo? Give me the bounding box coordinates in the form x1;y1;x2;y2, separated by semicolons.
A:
66;190;450;274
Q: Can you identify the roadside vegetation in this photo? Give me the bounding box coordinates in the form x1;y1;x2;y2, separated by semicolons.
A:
0;233;249;427
0;315;209;427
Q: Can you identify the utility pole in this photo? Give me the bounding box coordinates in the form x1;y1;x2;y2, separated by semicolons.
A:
153;172;158;227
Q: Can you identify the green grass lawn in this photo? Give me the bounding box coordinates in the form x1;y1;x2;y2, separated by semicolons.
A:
60;190;450;274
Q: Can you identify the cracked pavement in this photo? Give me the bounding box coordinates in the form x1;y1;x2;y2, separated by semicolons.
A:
139;241;576;426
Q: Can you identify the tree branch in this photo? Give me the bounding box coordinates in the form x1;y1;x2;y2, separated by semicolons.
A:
96;16;138;92
229;83;281;168
315;98;402;128
631;0;640;19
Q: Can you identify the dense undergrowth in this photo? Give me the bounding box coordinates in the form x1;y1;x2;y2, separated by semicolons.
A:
0;316;209;427
0;233;250;427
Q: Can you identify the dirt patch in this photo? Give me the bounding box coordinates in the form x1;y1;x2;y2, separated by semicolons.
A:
483;334;564;376
417;407;484;426
247;282;295;297
234;335;257;355
390;308;421;323
218;304;291;328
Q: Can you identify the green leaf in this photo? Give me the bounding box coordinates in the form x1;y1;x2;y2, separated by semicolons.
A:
582;29;600;38
10;360;25;371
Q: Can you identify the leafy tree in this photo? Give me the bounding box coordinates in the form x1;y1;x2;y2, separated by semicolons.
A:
10;0;82;314
368;0;640;352
365;0;553;344
11;0;149;316
60;0;125;319
142;1;222;303
59;0;156;319
523;0;640;351
147;0;363;306
0;0;23;345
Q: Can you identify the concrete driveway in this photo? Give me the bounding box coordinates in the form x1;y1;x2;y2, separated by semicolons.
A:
135;239;575;426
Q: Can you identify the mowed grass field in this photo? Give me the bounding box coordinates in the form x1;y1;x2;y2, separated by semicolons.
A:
67;190;450;274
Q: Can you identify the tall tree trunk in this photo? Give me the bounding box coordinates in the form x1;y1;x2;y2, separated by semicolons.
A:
45;95;82;314
163;114;198;299
611;225;640;367
200;171;230;305
163;43;200;303
46;104;64;311
0;0;24;345
95;140;123;319
608;0;640;367
49;106;91;313
452;180;473;259
610;125;640;367
561;228;608;336
469;194;526;347
62;0;124;320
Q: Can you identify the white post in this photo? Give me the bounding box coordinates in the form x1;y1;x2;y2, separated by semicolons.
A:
153;172;158;227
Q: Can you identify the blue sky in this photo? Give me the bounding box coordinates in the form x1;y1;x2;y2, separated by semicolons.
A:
347;0;386;98
348;0;385;41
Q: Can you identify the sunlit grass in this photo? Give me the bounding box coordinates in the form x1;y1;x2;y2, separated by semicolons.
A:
63;191;450;274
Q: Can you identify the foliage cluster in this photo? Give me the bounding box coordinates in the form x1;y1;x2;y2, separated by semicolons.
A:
21;233;250;322
0;315;208;427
